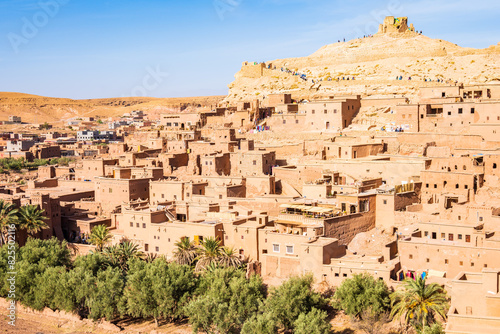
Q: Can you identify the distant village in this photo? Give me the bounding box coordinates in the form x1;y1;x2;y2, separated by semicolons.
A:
0;79;499;332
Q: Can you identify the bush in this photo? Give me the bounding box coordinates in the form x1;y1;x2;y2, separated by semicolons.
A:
333;273;390;319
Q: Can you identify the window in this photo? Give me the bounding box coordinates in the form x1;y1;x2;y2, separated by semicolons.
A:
143;223;146;228
426;258;430;263
471;262;475;267
442;92;445;97
458;234;462;240
136;223;139;228
295;120;299;124
253;160;256;165
432;232;437;239
441;233;445;239
424;231;429;237
155;246;159;252
335;273;339;277
286;245;294;254
273;244;280;253
466;235;471;243
458;108;463;114
109;188;112;193
449;234;454;241
426;184;429;188
445;259;448;264
283;120;286;124
471;108;475;114
447;112;451;116
434;184;437;189
343;273;347;277
459;261;463;266
312;110;315;114
130;222;133;227
324;110;327;114
241;235;244;240
144;244;149;252
409;254;413;259
494;163;497;169
383;200;387;205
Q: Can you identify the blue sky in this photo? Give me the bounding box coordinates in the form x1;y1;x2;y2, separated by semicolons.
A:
0;0;499;99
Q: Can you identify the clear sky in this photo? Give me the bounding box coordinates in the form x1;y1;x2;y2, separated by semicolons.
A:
0;0;499;99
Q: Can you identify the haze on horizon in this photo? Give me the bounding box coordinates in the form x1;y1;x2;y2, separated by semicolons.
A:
0;0;499;100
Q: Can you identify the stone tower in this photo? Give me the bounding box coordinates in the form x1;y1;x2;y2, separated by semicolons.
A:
378;16;415;34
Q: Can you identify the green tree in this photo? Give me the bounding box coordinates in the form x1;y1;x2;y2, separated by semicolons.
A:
17;205;48;237
89;224;112;252
85;266;124;320
195;237;222;272
241;313;278;334
173;237;197;266
391;277;448;331
185;267;265;333
0;200;18;246
333;273;390;319
13;238;71;308
264;274;326;331
121;259;197;326
294;307;331;334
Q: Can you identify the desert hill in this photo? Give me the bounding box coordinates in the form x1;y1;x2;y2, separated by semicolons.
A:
0;93;225;124
225;23;500;105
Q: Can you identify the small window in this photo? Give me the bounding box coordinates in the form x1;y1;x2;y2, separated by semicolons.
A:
424;231;429;237
458;108;463;114
343;273;347;277
471;108;475;114
383;200;387;204
426;258;430;263
445;259;448;264
286;245;294;254
441;233;445;239
449;234;454;241
459;261;463;266
409;254;413;259
471;262;474;267
466;235;471;242
334;273;339;277
143;223;146;228
273;244;280;253
253;160;256;165
130;222;133;227
458;234;462;240
155;246;159;252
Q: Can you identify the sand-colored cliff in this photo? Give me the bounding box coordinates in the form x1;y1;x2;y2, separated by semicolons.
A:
225;29;500;104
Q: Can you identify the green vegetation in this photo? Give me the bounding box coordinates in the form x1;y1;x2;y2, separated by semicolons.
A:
391;277;448;332
0;236;449;332
333;273;390;319
0;157;74;172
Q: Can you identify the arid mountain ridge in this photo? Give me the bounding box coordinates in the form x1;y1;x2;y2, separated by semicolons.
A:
0;92;225;124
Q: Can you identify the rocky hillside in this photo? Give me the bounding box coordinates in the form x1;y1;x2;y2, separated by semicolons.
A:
0;92;225;124
225;30;500;105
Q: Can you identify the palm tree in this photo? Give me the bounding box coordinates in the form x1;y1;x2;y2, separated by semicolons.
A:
0;200;18;246
17;205;48;237
173;237;197;265
391;277;448;331
103;240;144;272
89;224;112;252
195;237;222;272
219;246;242;268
